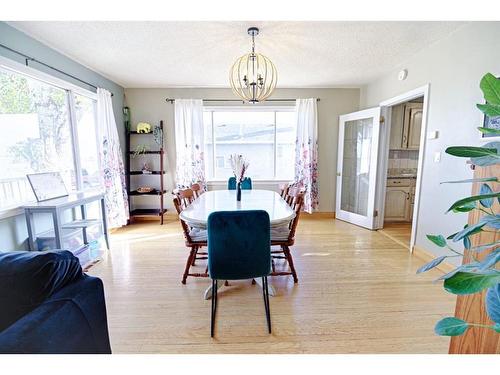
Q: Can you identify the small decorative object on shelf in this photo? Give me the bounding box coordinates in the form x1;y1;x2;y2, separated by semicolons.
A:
153;125;163;147
136;122;152;133
137;186;154;194
142;162;152;174
133;143;149;158
230;154;249;202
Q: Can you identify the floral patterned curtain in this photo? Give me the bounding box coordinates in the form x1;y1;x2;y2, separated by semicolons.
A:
174;99;206;188
97;88;129;228
295;98;319;213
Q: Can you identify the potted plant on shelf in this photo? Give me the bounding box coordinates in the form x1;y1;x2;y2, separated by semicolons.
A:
418;73;500;338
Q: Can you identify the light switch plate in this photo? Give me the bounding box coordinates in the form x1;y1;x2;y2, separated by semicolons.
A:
434;152;441;163
427;130;439;139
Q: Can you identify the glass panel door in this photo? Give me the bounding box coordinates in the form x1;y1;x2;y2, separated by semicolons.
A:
336;108;381;229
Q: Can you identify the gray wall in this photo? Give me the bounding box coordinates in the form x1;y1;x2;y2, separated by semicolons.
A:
0;22;125;250
360;22;500;264
124;87;360;213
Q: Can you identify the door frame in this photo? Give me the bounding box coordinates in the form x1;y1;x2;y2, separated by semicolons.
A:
375;84;431;252
336;107;381;229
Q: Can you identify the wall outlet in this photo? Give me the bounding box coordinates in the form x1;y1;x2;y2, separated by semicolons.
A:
434;152;441;163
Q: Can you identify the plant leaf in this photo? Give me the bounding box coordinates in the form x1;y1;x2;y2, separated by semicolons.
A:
452;221;486;242
486;284;500;324
480;73;500;105
445;146;499;158
434;317;469;336
416;256;447;274
479;248;500;271
436;263;479;282
441;177;498;184
452;202;476;213
447;192;500;213
470;241;500;253
426;234;447;247
464;236;471;250
477;103;500;116
477;127;500;135
444;271;500;295
471;142;500;166
481;214;500;229
479;184;494;207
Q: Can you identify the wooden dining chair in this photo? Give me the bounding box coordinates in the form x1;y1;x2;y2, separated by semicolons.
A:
172;196;208;284
279;183;290;199
173;188;195;210
191;183;204;199
270;189;304;283
207;210;272;337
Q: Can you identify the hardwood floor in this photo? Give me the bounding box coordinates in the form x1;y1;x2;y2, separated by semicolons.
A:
379;222;412;249
88;213;455;353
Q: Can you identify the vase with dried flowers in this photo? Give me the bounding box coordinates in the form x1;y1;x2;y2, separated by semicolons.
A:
229;154;249;202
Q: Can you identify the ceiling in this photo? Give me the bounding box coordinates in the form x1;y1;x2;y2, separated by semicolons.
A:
9;21;465;88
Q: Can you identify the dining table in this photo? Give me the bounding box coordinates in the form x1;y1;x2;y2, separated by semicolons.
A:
179;189;296;299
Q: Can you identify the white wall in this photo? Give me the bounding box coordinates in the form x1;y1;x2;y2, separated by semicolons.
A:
360;22;500;264
124;87;359;212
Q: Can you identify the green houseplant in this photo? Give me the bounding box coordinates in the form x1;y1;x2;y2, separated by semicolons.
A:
418;73;500;337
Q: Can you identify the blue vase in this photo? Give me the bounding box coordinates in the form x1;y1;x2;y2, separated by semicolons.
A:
237;182;242;201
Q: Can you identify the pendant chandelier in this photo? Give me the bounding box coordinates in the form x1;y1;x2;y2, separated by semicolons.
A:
229;27;277;103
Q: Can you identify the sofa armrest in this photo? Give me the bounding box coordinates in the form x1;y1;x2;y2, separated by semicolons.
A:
0;275;111;354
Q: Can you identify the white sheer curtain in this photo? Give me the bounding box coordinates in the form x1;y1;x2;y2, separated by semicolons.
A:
174;99;206;188
96;88;129;228
294;98;319;213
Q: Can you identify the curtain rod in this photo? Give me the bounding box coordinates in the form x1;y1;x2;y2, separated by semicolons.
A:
165;98;320;104
0;43;114;97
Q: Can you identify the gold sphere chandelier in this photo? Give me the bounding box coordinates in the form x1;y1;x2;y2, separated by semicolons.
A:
229;27;277;103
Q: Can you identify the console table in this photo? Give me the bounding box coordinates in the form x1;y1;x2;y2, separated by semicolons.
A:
23;190;109;251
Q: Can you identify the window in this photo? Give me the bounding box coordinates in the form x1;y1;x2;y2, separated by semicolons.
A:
203;108;296;180
0;65;99;211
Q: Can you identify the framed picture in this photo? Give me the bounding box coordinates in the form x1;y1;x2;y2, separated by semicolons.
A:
480;74;500;141
27;172;69;202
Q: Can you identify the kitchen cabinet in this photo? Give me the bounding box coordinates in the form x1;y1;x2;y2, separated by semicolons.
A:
389;102;423;150
384;178;416;222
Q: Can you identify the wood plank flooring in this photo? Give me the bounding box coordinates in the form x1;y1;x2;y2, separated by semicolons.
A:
88;214;455;353
379;222;412;249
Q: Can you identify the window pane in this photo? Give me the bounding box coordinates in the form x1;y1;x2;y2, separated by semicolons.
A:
213;111;275;180
276;111;296;180
0;68;75;209
74;94;100;188
203;111;214;179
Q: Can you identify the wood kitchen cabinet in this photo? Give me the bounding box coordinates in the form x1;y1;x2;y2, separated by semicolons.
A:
384;186;411;221
384;178;416;222
389;102;423;150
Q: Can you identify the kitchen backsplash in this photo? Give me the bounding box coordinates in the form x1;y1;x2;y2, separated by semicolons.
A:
387;150;419;176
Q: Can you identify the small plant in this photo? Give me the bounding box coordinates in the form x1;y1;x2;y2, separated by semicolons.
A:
132;143;149;158
418;73;500;337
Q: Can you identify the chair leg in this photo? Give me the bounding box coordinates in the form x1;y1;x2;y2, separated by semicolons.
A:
191;246;199;266
261;276;272;334
283;246;299;283
211;279;218;337
182;247;196;284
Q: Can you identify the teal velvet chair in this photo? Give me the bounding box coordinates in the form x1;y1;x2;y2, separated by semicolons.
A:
227;177;252;190
207;210;271;337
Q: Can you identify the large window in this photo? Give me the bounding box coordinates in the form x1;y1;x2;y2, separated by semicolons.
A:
0;65;99;211
203;108;296;180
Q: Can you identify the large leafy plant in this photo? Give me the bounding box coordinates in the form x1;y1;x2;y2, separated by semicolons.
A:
418;73;500;337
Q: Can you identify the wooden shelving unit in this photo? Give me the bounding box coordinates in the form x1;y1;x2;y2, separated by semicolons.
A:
125;115;166;225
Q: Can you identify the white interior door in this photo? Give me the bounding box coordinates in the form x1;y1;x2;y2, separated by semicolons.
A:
336;107;381;229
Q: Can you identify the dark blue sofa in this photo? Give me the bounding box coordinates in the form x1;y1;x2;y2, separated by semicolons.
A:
0;250;111;354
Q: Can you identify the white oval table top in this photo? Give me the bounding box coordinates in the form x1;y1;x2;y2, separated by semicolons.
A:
179;189;295;229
